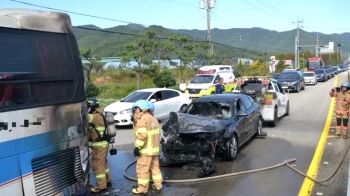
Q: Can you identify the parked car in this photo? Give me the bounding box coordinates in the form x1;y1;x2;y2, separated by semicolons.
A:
303;72;317;85
104;88;192;126
160;94;266;177
330;66;339;75
232;77;289;126
314;69;328;82
325;68;333;78
273;73;280;79
275;71;305;93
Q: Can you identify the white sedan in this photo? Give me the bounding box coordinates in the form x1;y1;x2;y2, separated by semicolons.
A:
304;72;317;85
104;88;192;126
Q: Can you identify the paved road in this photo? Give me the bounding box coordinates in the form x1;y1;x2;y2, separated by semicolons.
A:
89;72;349;196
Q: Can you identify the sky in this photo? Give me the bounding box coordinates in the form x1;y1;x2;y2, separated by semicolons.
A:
1;0;349;35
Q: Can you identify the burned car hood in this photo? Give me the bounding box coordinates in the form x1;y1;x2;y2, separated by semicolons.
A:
171;113;232;134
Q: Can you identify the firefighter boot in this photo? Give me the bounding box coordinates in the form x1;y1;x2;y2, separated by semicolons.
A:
91;187;106;193
336;126;341;139
132;187;147;194
343;126;348;139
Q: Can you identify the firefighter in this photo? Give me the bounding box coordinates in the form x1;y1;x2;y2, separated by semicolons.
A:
87;98;112;193
330;82;350;139
131;100;162;194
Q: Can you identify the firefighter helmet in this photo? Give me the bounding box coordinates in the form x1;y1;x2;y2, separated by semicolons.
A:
133;100;150;111
87;98;100;114
341;81;350;89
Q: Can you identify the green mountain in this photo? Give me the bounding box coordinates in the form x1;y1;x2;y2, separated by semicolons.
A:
73;24;350;59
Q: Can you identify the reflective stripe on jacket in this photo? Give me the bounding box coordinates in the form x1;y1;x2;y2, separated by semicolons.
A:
88;108;106;142
329;89;350;115
133;111;160;156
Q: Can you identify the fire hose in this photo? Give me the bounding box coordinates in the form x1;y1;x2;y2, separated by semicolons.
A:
124;142;350;184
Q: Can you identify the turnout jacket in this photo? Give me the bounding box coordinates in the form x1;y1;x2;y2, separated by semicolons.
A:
133;111;160;156
329;89;350;116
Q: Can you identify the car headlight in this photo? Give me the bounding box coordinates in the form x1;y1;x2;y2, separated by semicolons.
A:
290;81;297;85
120;108;132;115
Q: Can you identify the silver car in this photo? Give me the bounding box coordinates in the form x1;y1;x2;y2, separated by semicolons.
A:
304;72;317;85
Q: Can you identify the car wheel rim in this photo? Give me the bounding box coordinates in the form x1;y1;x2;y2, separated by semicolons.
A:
230;137;237;158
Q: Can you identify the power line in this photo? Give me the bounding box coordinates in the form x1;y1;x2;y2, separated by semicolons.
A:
75;26;288;54
212;34;294;53
9;0;151;27
257;0;294;20
242;0;292;23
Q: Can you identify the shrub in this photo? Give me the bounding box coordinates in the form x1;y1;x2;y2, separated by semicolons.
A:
153;71;176;88
86;82;100;97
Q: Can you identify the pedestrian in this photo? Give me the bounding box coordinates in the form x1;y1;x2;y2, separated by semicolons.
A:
131;100;162;194
179;79;186;93
330;82;350;139
216;77;226;94
87;98;112;193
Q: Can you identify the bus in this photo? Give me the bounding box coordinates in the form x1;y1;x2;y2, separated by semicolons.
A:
0;9;89;196
306;57;325;71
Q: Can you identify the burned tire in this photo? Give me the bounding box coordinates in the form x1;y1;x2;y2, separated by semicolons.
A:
223;134;238;161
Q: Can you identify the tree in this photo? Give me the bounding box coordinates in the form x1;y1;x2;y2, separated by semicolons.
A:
154;41;175;73
169;35;197;81
153;70;176;88
119;31;157;89
257;52;269;76
80;47;103;82
275;60;287;73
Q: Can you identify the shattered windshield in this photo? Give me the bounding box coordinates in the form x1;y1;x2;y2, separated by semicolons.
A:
191;75;214;83
186;101;232;119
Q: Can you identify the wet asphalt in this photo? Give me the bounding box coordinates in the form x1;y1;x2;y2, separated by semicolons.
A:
88;72;349;196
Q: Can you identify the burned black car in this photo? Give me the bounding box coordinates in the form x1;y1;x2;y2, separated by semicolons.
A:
160;94;266;177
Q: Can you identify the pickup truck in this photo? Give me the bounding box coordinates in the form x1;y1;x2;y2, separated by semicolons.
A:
232;77;290;127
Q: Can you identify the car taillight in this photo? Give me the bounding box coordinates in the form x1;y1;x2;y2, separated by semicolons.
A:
265;100;273;105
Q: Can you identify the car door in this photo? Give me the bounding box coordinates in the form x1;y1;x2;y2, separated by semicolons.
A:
161;90;181;113
241;95;257;140
149;91;167;118
273;81;287;116
234;98;248;143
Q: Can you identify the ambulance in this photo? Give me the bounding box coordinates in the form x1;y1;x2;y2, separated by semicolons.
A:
185;65;236;98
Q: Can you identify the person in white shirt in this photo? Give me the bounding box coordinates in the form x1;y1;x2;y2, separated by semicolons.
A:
179;79;186;93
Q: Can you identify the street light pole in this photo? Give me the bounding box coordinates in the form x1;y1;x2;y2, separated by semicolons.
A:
337;45;339;62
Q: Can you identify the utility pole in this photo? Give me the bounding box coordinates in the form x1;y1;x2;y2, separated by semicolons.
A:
294;15;303;69
316;32;318;57
295;36;297;69
200;0;215;56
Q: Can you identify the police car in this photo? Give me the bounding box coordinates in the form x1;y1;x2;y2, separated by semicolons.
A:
232;77;290;127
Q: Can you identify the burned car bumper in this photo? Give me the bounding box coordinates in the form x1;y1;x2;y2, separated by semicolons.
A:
160;112;231;177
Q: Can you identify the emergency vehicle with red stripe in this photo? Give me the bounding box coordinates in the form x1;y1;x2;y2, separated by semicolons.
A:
185;65;236;98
